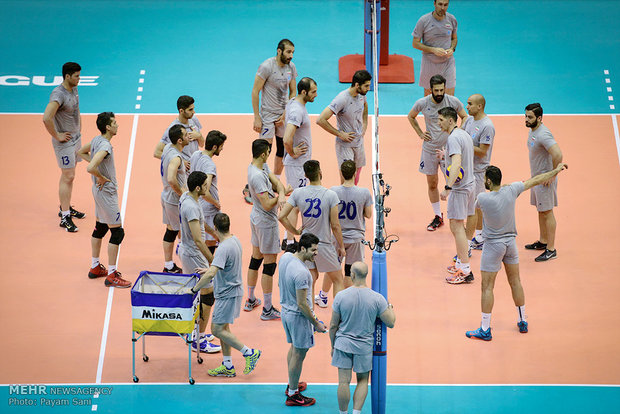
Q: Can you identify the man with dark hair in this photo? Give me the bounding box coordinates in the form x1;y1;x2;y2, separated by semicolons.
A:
466;162;568;341
43;61;85;232
524;103;563;262
245;139;287;320
412;0;458;96
407;74;467;231
77;112;130;288
160;124;189;273
278;232;325;406
153;95;204;165
317;70;371;185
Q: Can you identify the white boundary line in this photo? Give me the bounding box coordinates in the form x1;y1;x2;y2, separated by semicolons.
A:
1;112;617;117
612;114;620;165
1;382;618;387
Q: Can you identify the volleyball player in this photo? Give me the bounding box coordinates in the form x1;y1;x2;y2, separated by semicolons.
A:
153;95;204;164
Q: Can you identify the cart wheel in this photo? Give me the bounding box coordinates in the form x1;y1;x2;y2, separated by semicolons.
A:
133;376;139;383
197;357;203;364
143;355;149;362
189;378;195;385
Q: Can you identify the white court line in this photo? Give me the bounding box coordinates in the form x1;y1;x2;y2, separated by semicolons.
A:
1;382;618;387
95;114;140;384
611;114;620;165
1;112;618;117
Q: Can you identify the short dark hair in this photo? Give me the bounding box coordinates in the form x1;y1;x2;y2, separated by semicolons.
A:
303;160;321;181
297;77;316;95
277;39;294;51
213;212;230;233
340;160;356;180
429;74;446;88
177;95;195;111
62;62;81;78
96;112;115;134
252;138;271;158
205;130;227;150
352;70;372;87
169;124;186;144
485;165;502;186
298;233;319;251
525;103;543;118
438;107;458;122
187;171;207;192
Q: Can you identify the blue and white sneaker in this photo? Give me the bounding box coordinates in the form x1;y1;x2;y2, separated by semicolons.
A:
453;247;473;263
517;320;528;333
470;237;484;250
314;294;328;308
465;326;492;341
192;339;221;353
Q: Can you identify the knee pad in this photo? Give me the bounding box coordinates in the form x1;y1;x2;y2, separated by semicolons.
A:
344;264;352;277
163;229;178;243
249;256;263;271
275;136;285;158
109;227;125;245
200;292;215;307
262;262;277;276
208;245;217;255
92;221;109;239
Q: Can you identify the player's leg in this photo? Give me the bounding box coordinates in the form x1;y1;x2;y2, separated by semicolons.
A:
446;191;474;283
337;367;353;412
309;268;319;300
288;345;309;393
450;219;469;265
444;58;456;96
465;213;477;241
425;170;443;231
89;220;109;278
536;209;557;261
245;241;263;311
353;145;366;186
316;244;345;297
58;167;79;231
326;269;345;298
162;224;179;271
352;371;370;412
104;223;130;288
260;253;280;320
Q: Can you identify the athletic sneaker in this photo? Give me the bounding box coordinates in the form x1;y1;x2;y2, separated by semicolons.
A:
445;270;474;284
58;206;85;219
59;215;78;232
243;349;261;374
208;364;236;377
285;381;307;396
470;237;484;250
163;263;182;273
452;247;472;263
260;306;281;321
192;339;221;353
426;214;443;231
243;184;253;205
518;320;529;333
243;297;262;312
88;263;108;279
446;264;458;274
525;240;547;250
314;294;328;308
186;332;216;343
535;249;557;262
465;326;492;341
285;391;316;407
104;271;131;288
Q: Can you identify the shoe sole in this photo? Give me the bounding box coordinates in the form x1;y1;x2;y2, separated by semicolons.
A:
466;334;492;341
260;315;281;321
285;399;316;407
208;372;236;377
104;281;131;288
535;255;557;262
192;347;221;353
314;301;328;308
88;272;107;279
58;212;85;219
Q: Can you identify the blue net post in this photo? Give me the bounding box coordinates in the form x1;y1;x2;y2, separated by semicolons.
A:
371;249;387;414
364;0;381;90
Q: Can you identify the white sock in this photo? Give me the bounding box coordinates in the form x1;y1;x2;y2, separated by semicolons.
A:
517;306;526;322
353;410;362;414
460;262;471;274
108;265;117;275
288;388;298;397
431;202;441;217
61;210;70;218
240;346;251;356
164;261;174;270
287;239;295;245
223;356;233;369
264;293;273;309
340;411;348;414
248;286;256;301
91;257;100;268
481;312;491;331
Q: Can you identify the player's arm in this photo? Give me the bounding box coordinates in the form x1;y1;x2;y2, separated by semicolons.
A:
362;101;368;136
201;174;221;210
153;141;166;159
474;143;490;158
167;157;186;196
445;154;462;189
330;205;346;256
278;202;301;235
449;29;458;54
43;101;70;142
188;129;204;148
77;142;91;162
255;190;278;211
289;75;297;99
251;75;266;133
523;163;568;191
283;123;307;158
548;144;563;169
316;107;354;142
193;264;220;291
268;172;287;209
188;219;214;263
457;107;468;127
363;203;373;219
296;288;325;331
379;303;396;328
329;310;341;351
407;108;430;141
412;36;445;57
87;150;111;188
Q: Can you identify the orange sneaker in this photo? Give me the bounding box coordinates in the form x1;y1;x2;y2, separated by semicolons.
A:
88;263;108;279
445;269;474;284
104;271;132;288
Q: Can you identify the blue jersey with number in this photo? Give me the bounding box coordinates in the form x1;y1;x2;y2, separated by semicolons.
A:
287;185;340;244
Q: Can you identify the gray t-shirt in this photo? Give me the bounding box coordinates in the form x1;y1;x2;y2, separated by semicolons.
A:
446;128;474;191
179;192;206;256
247;163;278;227
476;182;525;242
412;94;464;154
328;89;366;148
412;12;458;63
278;252;313;316
333;287;388;355
90;135;117;190
528;124;557;176
161;143;187;205
211;235;244;299
160;117;202;161
330;185;373;243
49;84;81;144
283;98;312;166
463;116;495;173
189;150;220;217
256;57;297;121
287;185;340;244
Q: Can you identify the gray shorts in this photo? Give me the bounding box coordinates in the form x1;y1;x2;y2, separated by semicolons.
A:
306;242;341;273
447;188;475;220
92;185;121;225
530;181;557;212
343;241;365;265
480;238;519;272
285;164;308;189
331;348;372;373
419;55;456;89
250;222;280;255
335;141;366;169
161;199;181;231
474;171;486;198
179;247;214;288
52;135;82;169
282;311;314;349
419;150;445;176
260;112;285;140
212;295;242;325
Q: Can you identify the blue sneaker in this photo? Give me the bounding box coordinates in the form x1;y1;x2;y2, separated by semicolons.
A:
470;237;484;250
465;326;492;341
192;339;221;353
518;320;528;333
453;247;472;263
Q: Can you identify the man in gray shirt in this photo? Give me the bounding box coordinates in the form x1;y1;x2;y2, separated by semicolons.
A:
317;70;371;184
329;262;395;414
412;0;458;96
466;163;568;341
524;103;564;262
408;74;467;231
43;62;85;233
153;95;204;164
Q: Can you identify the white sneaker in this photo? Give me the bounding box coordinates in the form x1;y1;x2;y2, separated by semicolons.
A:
192;339;221;353
314;294;328;308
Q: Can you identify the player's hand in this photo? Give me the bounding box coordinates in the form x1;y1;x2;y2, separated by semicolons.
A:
188;130;201;142
253;116;262;133
419;131;431;141
277;195;286;211
440;189;449;201
314;321;327;333
292;142;308;158
435;149;445;160
274;113;285;127
338;247;346;258
445;48;454;57
338;131;356;143
184;160;191;172
56;132;72;142
195;267;209;276
432;47;447;57
556;163;568;172
96;176;110;189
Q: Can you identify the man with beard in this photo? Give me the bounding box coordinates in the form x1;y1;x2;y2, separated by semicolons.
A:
317;70;371;185
524;103;564;262
407;74;467;231
465;163;568;340
412;0;458;96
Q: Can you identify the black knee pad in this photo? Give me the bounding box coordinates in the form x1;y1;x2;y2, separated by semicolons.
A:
262;262;277;276
249;256;263;271
344;264;352;277
109;227;125;245
200;292;215;306
208;245;217;255
92;221;109;239
275;136;285;158
163;229;178;243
